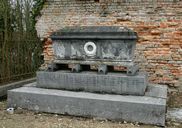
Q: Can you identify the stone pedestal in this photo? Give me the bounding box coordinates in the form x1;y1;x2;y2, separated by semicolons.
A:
37;71;148;95
8;84;167;126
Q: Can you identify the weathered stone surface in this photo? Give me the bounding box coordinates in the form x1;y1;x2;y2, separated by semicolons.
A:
0;78;36;97
51;26;138;70
37;71;148;96
167;108;182;123
52;39;136;62
145;84;168;99
8;85;166;126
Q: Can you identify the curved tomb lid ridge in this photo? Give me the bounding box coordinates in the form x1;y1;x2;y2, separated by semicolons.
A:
50;26;138;40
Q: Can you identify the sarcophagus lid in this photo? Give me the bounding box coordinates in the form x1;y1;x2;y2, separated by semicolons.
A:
50;26;138;67
51;26;137;40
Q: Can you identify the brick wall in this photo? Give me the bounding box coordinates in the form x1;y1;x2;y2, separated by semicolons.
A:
36;0;182;87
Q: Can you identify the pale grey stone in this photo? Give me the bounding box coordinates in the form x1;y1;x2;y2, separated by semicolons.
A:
37;71;148;95
145;84;168;99
8;86;166;126
167;108;182;123
0;78;36;97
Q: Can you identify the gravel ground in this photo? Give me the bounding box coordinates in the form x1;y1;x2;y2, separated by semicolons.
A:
0;91;182;128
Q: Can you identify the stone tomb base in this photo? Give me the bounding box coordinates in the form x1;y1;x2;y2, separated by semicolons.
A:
8;83;167;126
37;71;148;96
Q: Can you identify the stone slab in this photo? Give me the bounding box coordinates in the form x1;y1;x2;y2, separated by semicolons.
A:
37;71;148;96
145;84;168;99
30;82;168;99
167;108;182;123
0;78;36;97
8;86;166;126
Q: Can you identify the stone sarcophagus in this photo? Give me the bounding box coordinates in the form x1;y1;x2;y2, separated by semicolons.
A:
50;26;138;75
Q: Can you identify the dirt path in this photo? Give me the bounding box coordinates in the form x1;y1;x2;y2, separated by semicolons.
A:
0;91;182;128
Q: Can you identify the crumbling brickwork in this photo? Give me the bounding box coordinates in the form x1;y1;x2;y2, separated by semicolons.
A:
36;0;182;87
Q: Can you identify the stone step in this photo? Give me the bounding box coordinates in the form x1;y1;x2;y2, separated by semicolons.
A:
8;84;167;126
37;71;148;96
